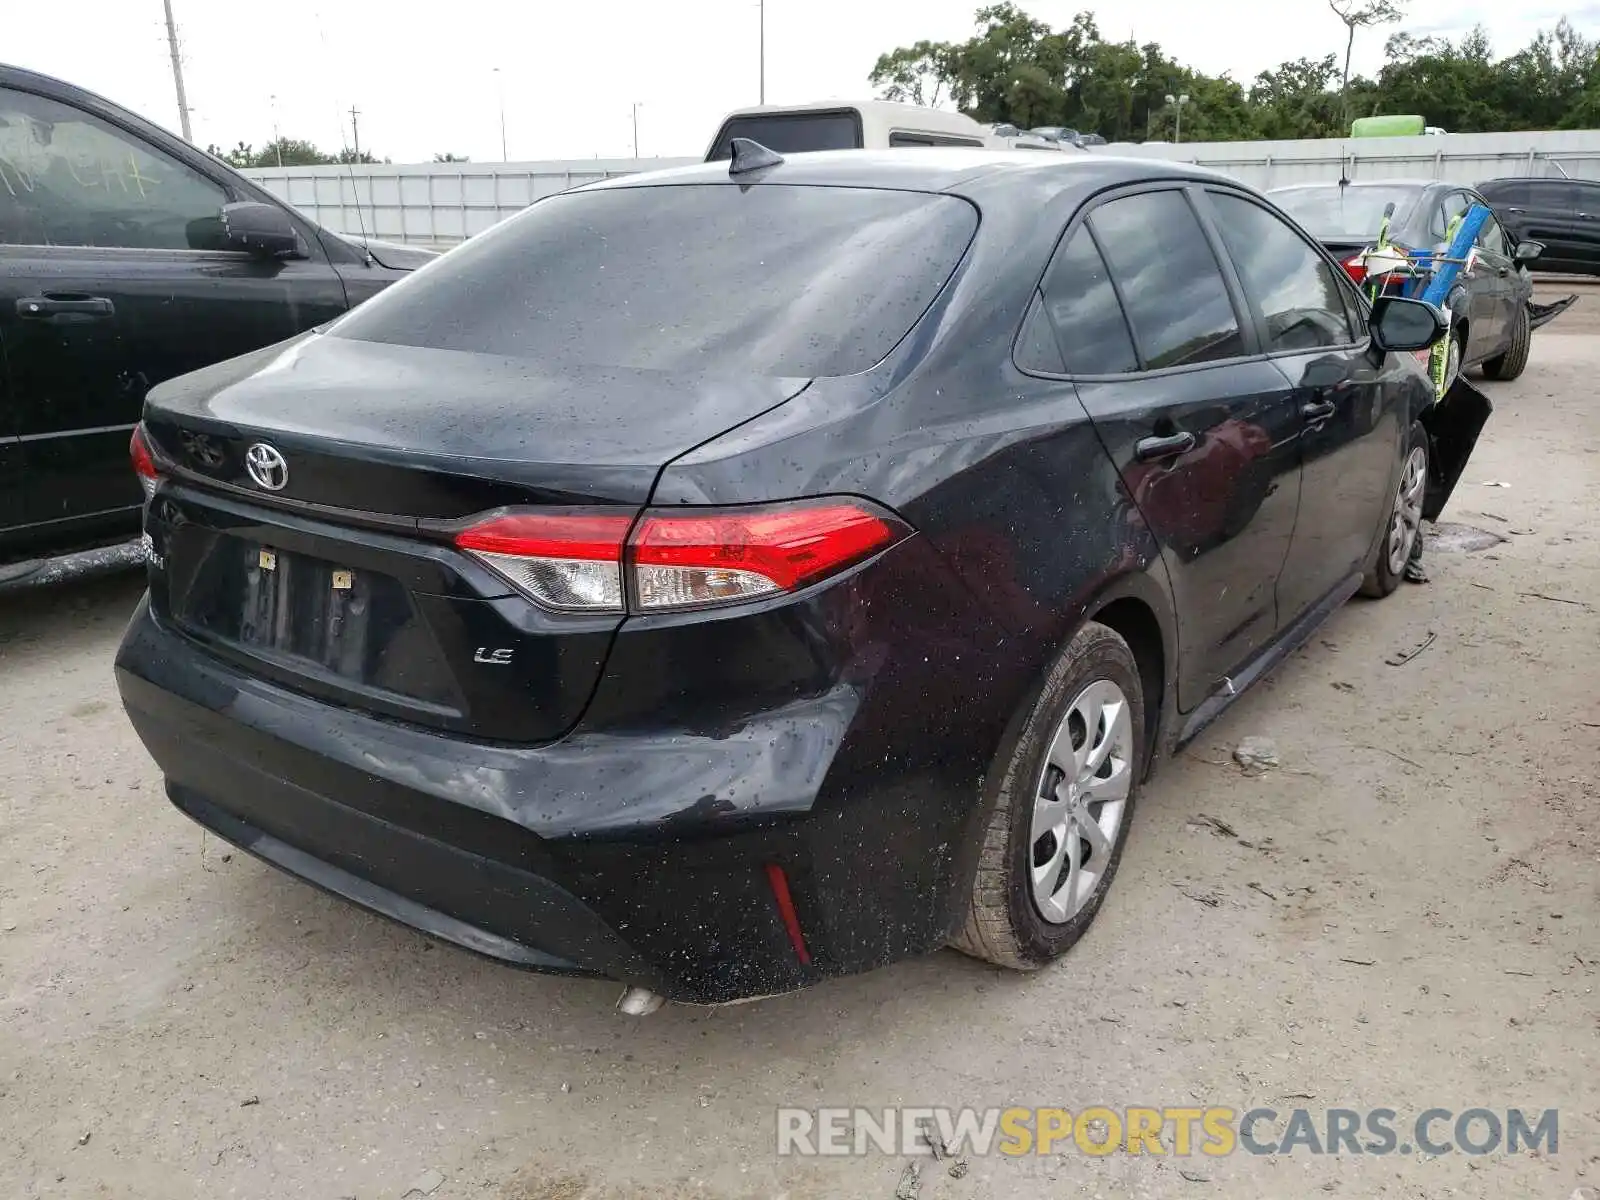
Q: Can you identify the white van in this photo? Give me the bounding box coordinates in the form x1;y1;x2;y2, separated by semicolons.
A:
704;100;1068;161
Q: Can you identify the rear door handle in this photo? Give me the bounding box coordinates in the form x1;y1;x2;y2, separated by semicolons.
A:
1134;431;1196;462
1505;207;1525;215
16;294;116;319
1301;400;1337;422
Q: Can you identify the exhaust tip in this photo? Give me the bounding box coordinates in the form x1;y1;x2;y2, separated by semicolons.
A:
616;986;666;1017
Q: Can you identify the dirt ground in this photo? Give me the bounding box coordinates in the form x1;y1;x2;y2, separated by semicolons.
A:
2;318;1597;1200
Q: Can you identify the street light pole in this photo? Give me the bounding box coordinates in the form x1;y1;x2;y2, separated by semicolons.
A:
759;0;765;104
631;102;643;158
1165;92;1191;144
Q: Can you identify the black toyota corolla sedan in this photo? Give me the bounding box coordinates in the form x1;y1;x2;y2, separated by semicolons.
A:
117;147;1448;1005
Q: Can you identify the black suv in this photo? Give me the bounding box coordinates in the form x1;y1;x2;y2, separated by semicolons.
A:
0;64;434;575
1477;177;1600;276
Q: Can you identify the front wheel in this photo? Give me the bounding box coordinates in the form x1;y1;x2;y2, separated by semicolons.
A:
1442;327;1465;393
1360;421;1429;598
1483;304;1531;381
952;621;1145;970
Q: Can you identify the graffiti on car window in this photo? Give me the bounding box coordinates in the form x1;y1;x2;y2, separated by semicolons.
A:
0;118;165;202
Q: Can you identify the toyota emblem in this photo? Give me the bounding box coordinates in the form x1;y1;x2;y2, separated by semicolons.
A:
244;443;289;491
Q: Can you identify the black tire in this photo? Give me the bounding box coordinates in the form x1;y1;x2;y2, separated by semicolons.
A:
1483;304;1531;381
952;621;1145;970
1360;421;1429;599
1443;327;1465;391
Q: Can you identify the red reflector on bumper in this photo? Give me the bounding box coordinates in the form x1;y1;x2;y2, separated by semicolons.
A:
764;863;811;965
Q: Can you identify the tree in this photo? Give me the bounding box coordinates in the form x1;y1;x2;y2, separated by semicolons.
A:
869;40;958;107
255;137;336;167
205;141;256;168
1250;56;1344;138
870;4;1598;144
1328;0;1405;132
433;152;470;162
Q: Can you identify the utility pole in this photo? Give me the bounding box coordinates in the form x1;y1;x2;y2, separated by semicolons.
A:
349;105;361;160
161;0;192;141
631;102;642;157
270;94;282;166
494;69;507;162
759;0;765;104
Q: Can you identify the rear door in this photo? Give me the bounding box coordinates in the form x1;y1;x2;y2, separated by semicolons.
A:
1202;188;1403;623
0;82;348;544
1571;181;1600;270
1039;186;1303;709
1518;180;1587;270
0;364;21;549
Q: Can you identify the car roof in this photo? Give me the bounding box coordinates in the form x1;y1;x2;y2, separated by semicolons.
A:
1269;179;1439;193
1;61;195;153
585;148;1243;201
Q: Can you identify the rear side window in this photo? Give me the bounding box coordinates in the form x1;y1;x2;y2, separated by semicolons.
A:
1209;193;1357;352
332;183;977;378
706;112;862;160
1479;179;1531;207
1430;191;1472;242
1034;227;1138;374
1528;180;1582;209
1088;190;1245;370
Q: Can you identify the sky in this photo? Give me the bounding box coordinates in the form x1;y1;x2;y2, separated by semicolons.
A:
6;0;1594;164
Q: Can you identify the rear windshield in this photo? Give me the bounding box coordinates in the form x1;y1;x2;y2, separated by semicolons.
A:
1271;185;1422;241
331;183;978;378
706;112;862;161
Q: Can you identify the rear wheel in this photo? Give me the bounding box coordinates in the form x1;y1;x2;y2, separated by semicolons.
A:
1483;304;1531;381
953;621;1144;970
1360;421;1429;598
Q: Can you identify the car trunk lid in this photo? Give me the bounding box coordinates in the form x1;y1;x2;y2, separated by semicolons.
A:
139;334;811;743
142;333;811;517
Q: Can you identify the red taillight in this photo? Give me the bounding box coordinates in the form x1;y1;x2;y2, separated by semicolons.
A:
631;502;904;609
452;498;910;615
455;510;633;612
130;425;160;500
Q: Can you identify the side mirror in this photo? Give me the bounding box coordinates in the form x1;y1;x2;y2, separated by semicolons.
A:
1369;295;1447;353
221;201;301;258
1513;240;1544;265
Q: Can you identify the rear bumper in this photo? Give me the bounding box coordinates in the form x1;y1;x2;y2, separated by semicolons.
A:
116;594;990;1002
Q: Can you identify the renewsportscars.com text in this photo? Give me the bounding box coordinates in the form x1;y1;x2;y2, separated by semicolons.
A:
775;1106;1559;1158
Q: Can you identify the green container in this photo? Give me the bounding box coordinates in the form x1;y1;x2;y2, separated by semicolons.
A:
1351;114;1426;138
